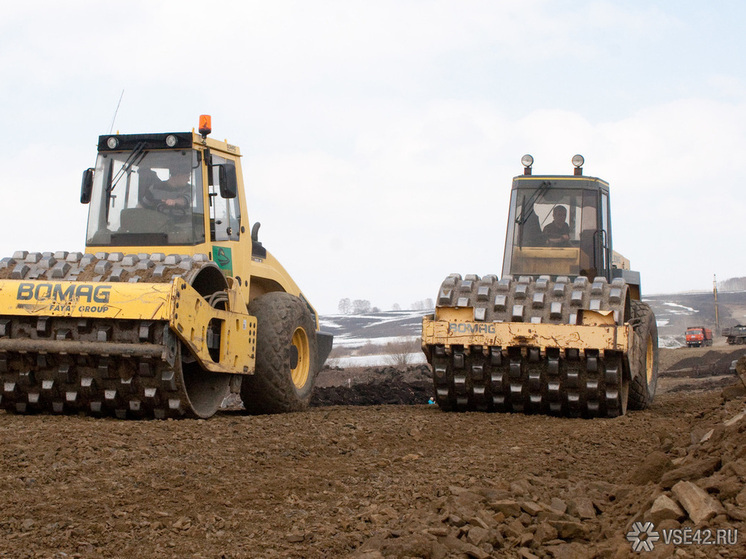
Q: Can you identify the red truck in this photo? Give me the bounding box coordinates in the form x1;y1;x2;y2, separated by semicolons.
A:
686;326;713;347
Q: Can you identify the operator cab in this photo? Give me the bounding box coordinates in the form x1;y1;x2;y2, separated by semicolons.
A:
502;155;638;289
81;131;240;248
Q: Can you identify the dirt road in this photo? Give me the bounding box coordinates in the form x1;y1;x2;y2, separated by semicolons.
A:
1;347;746;559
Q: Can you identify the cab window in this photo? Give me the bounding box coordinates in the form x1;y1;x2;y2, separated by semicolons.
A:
209;155;240;242
85;149;205;246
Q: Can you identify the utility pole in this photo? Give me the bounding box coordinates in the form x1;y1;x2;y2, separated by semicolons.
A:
713;274;720;336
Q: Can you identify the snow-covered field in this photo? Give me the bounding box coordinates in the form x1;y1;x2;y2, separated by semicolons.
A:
319;310;429;348
327;352;427;369
319;311;428;367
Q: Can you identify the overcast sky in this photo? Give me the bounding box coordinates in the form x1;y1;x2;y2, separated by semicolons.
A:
1;1;744;314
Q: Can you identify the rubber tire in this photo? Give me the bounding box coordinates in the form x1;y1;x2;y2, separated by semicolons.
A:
241;292;318;414
628;300;659;410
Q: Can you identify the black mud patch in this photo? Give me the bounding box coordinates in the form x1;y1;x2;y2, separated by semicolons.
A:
311;366;434;406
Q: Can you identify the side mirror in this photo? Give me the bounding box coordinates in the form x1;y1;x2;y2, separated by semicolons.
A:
218;164;238;199
80;168;94;204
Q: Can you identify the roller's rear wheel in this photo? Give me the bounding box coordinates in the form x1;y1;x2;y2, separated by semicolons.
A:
241;292;318;414
628;300;658;410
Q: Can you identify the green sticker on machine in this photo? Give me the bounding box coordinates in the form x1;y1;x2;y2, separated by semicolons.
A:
212;246;233;275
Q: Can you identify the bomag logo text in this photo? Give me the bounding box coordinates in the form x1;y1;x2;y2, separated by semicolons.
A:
17;283;111;304
449;322;496;334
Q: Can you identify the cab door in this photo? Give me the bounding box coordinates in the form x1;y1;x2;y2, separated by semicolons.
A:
598;191;611;280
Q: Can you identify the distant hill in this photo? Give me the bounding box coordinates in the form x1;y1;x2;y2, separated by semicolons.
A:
319;310;428;348
719;277;746;291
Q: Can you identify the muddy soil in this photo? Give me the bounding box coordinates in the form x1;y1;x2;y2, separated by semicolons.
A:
2;347;746;559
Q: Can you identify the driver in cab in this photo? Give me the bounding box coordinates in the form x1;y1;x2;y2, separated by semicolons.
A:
543;205;571;246
139;166;191;216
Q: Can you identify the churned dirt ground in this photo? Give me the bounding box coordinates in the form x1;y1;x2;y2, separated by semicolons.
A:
2;346;746;559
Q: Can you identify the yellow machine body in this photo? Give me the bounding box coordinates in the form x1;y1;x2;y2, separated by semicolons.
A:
421;156;658;417
0;122;332;419
83;132;308;313
423;308;629;353
0;278;255;374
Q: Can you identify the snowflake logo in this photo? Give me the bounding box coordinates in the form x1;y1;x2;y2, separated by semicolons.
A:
626;521;660;552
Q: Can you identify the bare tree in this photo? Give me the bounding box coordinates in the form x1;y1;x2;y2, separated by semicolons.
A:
410;298;435;311
352;299;371;314
338;298;352;314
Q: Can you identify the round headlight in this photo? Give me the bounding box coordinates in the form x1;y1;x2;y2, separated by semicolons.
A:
106;137;119;149
165;134;178;148
521;154;534;168
572;154;584;168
